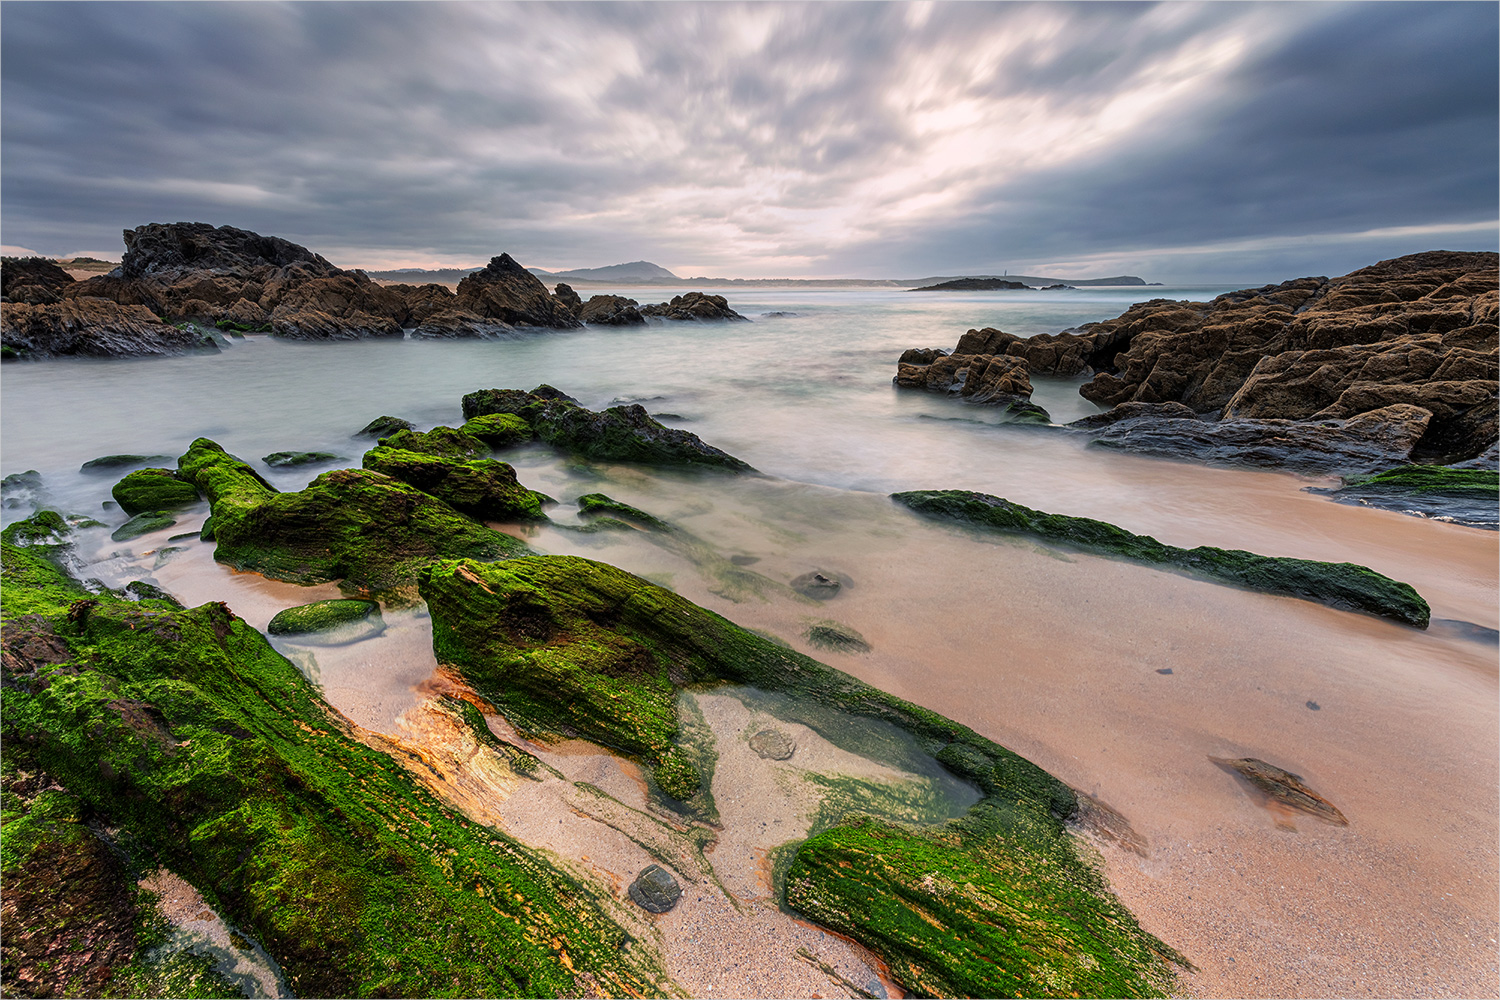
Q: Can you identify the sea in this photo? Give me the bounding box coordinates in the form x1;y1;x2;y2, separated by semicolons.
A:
2;284;1496;997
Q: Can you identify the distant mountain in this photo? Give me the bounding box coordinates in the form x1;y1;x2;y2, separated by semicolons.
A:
901;274;1146;287
528;260;680;282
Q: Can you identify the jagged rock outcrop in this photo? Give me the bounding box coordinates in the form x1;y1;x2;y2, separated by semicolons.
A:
639;292;746;321
452;254;581;329
897;251;1498;468
578;294;646;326
1;258;76;305
1;298;213;359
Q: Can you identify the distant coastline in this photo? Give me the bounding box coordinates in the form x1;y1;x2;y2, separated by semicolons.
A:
362;264;1154;288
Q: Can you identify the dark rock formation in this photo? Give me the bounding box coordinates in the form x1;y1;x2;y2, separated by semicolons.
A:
453;254;581;329
893;348;1053;423
1304;464;1498;529
462;385;753;471
627;865;682;913
578;294;646;326
639;292;745;321
355;415;415;438
267;598;383;642
262;451;342;468
1;257;76;304
1;299;211;359
893;489;1430;628
410;308;516;340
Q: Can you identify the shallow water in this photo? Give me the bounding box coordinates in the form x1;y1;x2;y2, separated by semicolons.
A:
3;284;1496;997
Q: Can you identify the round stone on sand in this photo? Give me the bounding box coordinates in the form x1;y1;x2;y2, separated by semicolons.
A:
749;728;795;761
627;864;682;913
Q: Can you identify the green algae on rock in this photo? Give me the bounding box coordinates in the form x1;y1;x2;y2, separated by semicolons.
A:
0;519;672;998
362;445;547;523
267;599;381;638
1308;464;1499;529
176;438;529;599
81;454;173;473
377;425;488;461
354;415;414;438
111;468;200;516
461;412;534;448
461;385;754;471
111;510;179;542
417;553;1182;997
577;493;670;531
893;489;1431;628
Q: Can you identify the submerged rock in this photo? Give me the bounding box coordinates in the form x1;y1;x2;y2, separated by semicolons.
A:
748;728;796;760
81;454;173;473
262;451;342;468
111;468;200;515
639;292;746;322
893;489;1430;628
355;415;416;438
804;620;870;654
110;510;177;541
1209;756;1348;827
627;865;682;913
790;570;844;599
1305;464;1499;529
461;385;754;471
268;598;383;643
576;493;669;531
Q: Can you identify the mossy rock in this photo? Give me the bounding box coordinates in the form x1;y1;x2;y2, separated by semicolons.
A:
461;412;534;448
893;489;1431;628
1343;465;1498;494
111;468;200;516
416;553;1179;998
355;415;415;438
81;454;173;474
111;511;178;542
461;386;753;471
0;528;671;998
176;438;529;600
804;620;870;654
576;493;670;531
267;599;381;639
378;426;488;461
262;451;342;468
1313;464;1500;529
2;508;67;546
362;446;546;523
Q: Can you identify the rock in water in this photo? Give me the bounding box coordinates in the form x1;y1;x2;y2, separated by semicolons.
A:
1305;464;1499;529
627;865;682;913
355;415;415;438
638;292;746;321
453;253;581;329
791;570;843;599
268;599;383;644
262;451;342;468
111;468;200;515
110;511;177;541
748;728;796;760
1209;756;1348;826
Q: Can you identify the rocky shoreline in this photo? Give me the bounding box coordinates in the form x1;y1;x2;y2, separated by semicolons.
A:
0;223;747;360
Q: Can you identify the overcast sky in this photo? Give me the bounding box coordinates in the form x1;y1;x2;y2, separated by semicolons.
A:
2;1;1495;282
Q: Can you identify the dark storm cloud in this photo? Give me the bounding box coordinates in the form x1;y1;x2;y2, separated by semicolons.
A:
2;1;1494;280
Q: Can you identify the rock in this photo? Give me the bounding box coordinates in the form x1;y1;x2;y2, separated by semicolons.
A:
111;468;200;515
748;728;796;760
576;493;669;531
110;511;177;541
1067;401;1199;430
898;347;949;365
894;347;1051;420
217;296;271;331
362;446;546;523
453;254;581;329
263;451;342;468
1209;756;1348;826
627;865;682;913
269;272;407;341
804;621;870;654
552;283;582;313
410;307;516;340
578;294;645;326
2;470;43;497
460;413;533;448
176;438;525;600
355;415;415;438
387;282;457;326
378;426;488;461
1084;403;1436;474
122;580;183;606
81;454;172;473
791;571;843;599
1304;465;1499;529
118;221;335;280
461;386;753;471
1;299;207;359
2;257;75;304
893;489;1430;627
268;599;384;644
639;292;746;321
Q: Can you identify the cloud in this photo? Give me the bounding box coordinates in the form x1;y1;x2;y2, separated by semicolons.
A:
2;1;1494;281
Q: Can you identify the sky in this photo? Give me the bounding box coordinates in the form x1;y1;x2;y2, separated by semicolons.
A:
2;1;1496;283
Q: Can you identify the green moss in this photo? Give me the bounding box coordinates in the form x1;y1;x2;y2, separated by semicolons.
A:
111;469;201;516
267;599;380;636
2;508;67;546
262;451;341;468
577;493;670;531
112;511;179;542
176;439;529;601
894;489;1430;628
416;554;1177;997
362;446;546;522
461;387;753;471
1342;465;1498;494
355;415;415;438
1;536;672;998
1;343;21;361
378;426;488;461
804;620;870;654
461;413;534;448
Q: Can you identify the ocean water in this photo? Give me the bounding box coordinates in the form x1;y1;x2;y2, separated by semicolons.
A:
2;285;1496;997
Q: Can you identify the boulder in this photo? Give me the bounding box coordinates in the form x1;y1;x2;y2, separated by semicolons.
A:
111;468;200;515
1;257;75;304
361;446;546;523
267;598;383;642
1;299;211;359
579;294;646;326
453;254;581;329
639;292;746;321
355;415;415;438
410;308;516;340
378;426;488;460
460;413;533;448
262;451;341;468
552;283;582;313
627;865;682;913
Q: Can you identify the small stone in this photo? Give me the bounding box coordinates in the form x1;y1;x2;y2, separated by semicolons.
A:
749;728;795;761
1306;700;1321;711
627;864;681;913
1156;668;1174;675
262;451;342;468
791;570;844;599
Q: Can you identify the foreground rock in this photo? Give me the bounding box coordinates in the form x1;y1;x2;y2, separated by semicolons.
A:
175;438;527;599
893;489;1430;627
461;385;754;471
110;468;200;515
897;251;1499;469
361;437;548;523
1305;464;1499;529
418;553;1181;997
1;514;668;997
1;297;212;360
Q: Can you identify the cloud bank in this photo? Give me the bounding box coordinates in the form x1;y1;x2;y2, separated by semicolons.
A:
3;1;1495;282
